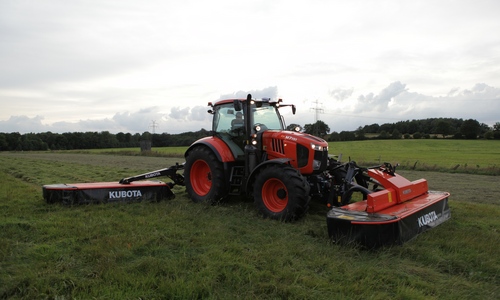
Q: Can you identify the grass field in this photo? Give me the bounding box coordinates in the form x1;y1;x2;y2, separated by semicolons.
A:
1;140;499;299
326;139;500;174
85;139;500;175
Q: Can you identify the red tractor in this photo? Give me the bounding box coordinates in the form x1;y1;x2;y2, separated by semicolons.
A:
44;94;450;247
184;94;328;221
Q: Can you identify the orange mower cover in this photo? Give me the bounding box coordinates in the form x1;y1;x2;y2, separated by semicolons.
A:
326;169;451;248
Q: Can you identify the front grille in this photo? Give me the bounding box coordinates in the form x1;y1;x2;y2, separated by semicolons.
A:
272;138;285;154
314;149;329;172
297;144;309;168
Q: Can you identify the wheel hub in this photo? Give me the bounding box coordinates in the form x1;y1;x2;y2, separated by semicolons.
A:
276;188;287;199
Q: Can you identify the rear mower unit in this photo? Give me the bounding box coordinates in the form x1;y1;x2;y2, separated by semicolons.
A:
42;94;450;247
43;164;184;205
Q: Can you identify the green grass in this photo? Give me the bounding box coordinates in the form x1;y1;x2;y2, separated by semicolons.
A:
328;139;500;175
1;140;500;299
69;139;500;175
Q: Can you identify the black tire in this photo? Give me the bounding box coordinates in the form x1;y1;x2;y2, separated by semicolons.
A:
253;164;310;221
184;146;226;203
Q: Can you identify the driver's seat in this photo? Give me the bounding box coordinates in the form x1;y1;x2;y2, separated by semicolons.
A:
231;112;244;130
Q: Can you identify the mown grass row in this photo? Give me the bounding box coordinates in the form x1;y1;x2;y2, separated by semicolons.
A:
1;151;499;299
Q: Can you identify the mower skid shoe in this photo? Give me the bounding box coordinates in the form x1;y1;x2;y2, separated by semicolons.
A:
326;191;451;248
43;181;175;205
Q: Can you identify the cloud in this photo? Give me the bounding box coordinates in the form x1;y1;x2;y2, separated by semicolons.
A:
168;107;191;121
0;115;46;133
190;106;211;122
218;86;278;100
342;82;500;129
355;81;408;112
2;83;500;135
329;88;354;101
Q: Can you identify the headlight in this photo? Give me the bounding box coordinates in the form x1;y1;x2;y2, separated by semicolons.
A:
255;125;262;132
310;143;327;151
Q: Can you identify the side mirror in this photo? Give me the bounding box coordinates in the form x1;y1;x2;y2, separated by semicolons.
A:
292;105;296;115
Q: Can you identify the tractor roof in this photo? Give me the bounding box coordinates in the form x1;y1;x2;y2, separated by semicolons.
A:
208;97;282;108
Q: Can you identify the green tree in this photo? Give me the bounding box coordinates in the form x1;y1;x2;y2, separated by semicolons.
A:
391;129;402;139
339;131;356;141
304;120;330;137
460;119;480;139
355;126;366;140
328;131;340;141
378;130;390;139
436;120;452;138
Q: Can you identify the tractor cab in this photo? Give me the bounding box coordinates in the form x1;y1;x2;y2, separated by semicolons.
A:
208;97;295;161
209;98;290;137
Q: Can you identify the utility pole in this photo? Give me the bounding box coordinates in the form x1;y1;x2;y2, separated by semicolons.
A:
309;99;324;136
149;120;158;135
149;120;158;148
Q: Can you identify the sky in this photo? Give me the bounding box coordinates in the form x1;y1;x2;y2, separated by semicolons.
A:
1;0;499;135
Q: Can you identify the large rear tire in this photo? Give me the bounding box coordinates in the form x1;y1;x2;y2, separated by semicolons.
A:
184;146;226;203
253;164;310;221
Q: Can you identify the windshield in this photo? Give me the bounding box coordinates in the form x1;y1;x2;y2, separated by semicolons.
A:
212;102;284;134
253;104;283;130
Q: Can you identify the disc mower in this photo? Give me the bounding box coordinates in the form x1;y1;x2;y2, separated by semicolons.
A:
43;94;450;247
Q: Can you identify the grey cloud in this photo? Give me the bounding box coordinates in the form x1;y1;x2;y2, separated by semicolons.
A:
0;115;46;133
218;86;278;100
189;106;211;122
3;84;500;135
329;88;354;101
112;107;164;132
355;81;408;112
169;107;191;120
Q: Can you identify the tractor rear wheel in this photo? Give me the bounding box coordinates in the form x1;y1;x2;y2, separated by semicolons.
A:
253;164;310;221
185;146;226;203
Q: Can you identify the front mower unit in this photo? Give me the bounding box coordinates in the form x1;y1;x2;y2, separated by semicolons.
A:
327;168;451;248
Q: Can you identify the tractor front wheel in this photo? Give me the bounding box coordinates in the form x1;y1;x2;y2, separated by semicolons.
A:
185;146;226;203
253;164;310;221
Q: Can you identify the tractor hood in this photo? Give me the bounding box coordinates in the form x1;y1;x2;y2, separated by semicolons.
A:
260;130;329;174
262;130;328;149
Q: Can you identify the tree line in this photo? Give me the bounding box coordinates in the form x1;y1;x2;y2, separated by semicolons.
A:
1;118;499;151
0;130;210;151
299;118;500;141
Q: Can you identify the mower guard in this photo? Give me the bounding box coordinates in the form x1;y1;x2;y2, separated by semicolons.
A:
327;168;451;248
